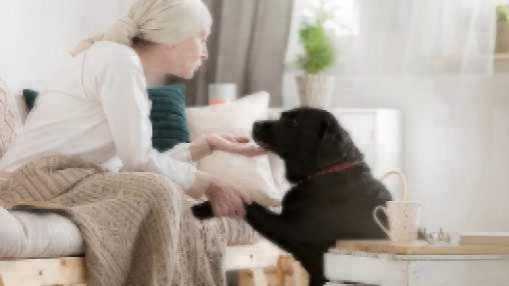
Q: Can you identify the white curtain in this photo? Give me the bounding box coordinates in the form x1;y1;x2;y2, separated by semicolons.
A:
340;0;496;76
315;0;509;232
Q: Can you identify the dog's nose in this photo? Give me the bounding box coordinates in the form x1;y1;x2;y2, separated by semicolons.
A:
253;121;272;144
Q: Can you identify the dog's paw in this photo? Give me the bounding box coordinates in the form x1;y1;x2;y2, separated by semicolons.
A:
191;201;214;219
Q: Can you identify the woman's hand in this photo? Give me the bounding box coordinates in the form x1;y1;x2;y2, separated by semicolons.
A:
205;176;252;217
205;133;267;157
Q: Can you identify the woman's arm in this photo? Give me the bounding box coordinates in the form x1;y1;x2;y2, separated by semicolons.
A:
162;137;212;163
163;133;266;164
87;45;209;199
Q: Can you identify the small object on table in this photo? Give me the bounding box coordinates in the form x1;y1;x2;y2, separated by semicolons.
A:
426;228;452;245
417;227;427;240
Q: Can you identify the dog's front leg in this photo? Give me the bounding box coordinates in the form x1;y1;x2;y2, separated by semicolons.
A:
245;202;302;251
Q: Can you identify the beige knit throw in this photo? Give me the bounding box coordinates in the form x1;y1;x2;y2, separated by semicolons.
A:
0;154;227;286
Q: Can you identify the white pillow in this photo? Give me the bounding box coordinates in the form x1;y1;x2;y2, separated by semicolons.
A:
186;92;283;206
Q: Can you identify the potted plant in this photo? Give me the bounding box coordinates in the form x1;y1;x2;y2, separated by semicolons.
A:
496;5;509;53
296;0;338;108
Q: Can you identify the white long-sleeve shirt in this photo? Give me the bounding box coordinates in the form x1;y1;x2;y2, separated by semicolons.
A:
0;41;209;198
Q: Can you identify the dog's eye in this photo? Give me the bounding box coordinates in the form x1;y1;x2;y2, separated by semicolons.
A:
286;119;298;127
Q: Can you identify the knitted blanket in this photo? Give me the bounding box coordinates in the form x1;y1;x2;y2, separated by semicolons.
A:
0;154;226;286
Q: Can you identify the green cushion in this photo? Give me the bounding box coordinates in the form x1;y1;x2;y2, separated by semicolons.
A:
23;84;190;152
147;84;190;152
22;89;39;111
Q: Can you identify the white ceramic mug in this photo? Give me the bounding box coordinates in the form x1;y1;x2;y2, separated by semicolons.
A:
373;201;422;244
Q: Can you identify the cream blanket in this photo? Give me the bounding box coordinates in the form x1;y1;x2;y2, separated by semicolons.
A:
0;154;227;286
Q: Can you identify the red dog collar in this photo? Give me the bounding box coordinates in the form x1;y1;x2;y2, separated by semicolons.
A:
300;161;362;183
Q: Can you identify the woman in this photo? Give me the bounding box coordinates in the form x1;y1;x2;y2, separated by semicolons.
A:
0;0;265;218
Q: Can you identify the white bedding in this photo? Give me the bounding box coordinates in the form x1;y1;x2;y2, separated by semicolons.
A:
0;174;79;257
0;205;281;262
0;208;84;258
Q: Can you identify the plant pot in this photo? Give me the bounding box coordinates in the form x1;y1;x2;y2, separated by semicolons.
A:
496;21;509;53
295;74;334;109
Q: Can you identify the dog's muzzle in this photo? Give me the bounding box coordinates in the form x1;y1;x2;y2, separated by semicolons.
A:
253;121;273;148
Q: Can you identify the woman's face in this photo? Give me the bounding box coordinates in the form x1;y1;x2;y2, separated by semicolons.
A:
169;29;210;79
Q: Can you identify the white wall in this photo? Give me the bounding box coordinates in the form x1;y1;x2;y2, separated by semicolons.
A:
0;0;134;92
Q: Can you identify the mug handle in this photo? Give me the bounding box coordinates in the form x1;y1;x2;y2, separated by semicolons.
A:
373;206;393;240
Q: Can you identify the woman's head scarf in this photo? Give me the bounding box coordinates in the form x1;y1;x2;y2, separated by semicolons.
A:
70;0;212;57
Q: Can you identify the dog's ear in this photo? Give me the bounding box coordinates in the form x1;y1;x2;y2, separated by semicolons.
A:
316;120;341;168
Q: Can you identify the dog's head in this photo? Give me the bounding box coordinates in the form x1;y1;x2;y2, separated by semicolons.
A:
253;107;363;183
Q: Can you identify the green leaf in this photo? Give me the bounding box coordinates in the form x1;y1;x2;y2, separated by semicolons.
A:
497;5;509;23
297;20;337;74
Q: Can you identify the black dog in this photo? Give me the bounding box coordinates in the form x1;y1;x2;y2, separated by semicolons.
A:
192;107;392;286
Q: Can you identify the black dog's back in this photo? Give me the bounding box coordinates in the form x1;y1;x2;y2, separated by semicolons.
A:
281;163;391;245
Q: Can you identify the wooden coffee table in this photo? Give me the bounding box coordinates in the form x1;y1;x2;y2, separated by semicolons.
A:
324;240;509;286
